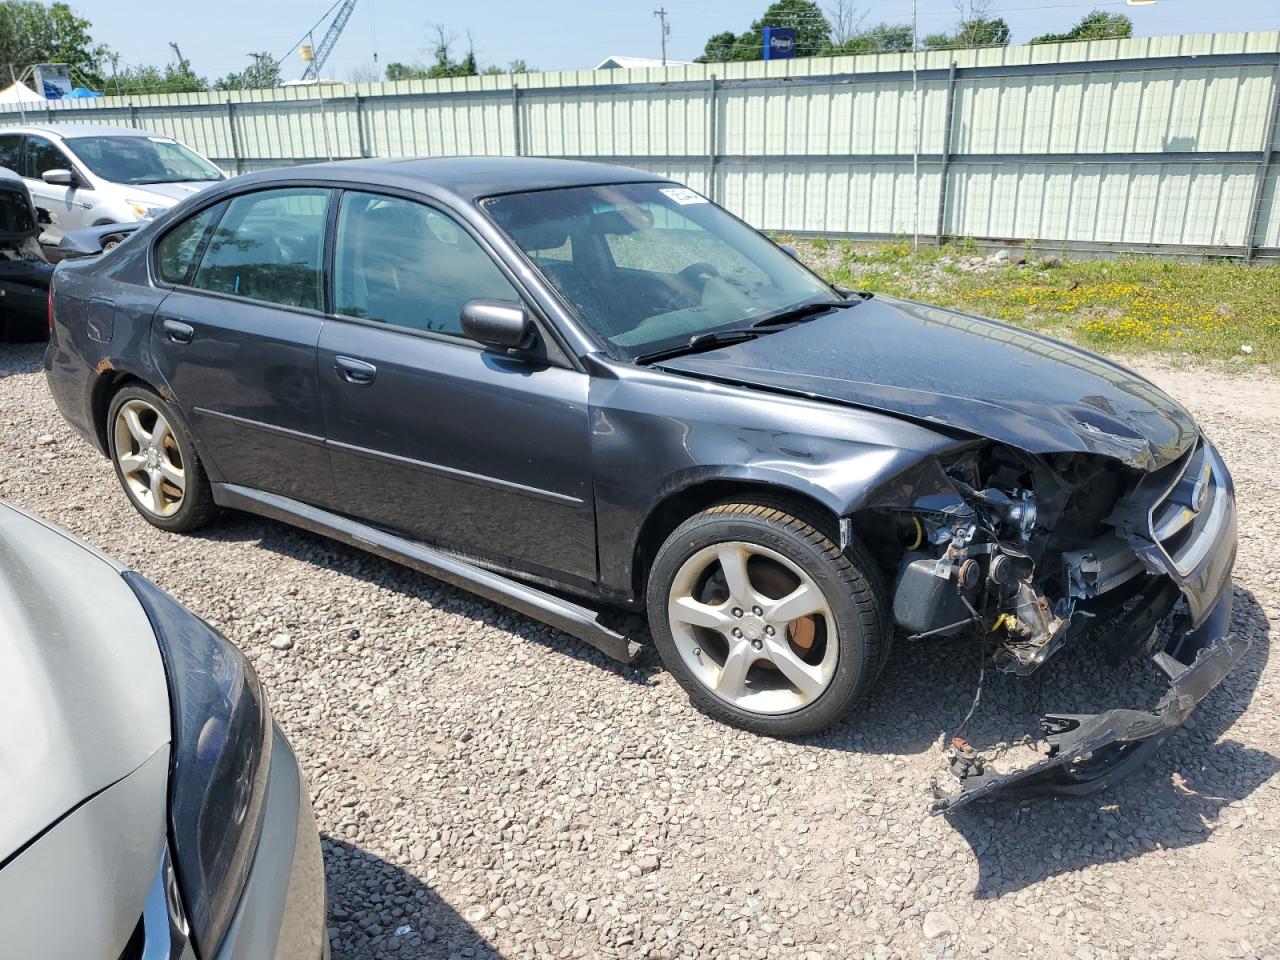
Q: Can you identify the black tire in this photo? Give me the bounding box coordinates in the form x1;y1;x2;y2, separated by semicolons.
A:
647;501;891;736
107;384;217;533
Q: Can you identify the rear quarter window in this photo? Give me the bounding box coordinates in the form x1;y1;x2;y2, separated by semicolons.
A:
155;203;224;285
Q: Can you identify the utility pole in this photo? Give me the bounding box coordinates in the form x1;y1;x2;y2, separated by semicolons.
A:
654;7;670;66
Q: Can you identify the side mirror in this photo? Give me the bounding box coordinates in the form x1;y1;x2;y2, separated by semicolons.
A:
779;243;800;260
42;169;76;187
461;299;533;351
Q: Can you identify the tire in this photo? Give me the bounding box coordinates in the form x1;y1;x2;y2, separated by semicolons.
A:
647;500;891;736
107;384;217;533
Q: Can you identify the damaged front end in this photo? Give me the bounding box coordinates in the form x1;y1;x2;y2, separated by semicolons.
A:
880;436;1243;813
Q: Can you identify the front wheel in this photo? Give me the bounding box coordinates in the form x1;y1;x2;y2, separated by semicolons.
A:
647;501;891;736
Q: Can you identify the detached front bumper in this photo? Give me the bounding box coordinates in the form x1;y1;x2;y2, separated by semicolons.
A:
931;439;1244;814
931;579;1244;813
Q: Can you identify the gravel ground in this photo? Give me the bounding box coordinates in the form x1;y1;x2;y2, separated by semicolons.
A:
2;342;1277;960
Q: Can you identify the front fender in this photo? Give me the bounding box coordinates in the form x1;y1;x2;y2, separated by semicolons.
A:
589;362;970;598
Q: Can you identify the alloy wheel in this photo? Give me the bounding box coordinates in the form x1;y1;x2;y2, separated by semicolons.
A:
666;541;838;715
113;398;186;518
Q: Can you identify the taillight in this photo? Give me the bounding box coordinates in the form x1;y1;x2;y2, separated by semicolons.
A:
46;285;54;333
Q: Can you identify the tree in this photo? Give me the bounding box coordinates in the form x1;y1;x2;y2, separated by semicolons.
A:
921;0;1010;50
1031;10;1132;44
213;51;280;91
824;0;867;47
384;26;528;81
823;22;913;55
696;0;833;63
424;24;478;79
0;1;109;89
384;61;429;81
697;31;740;62
108;56;206;96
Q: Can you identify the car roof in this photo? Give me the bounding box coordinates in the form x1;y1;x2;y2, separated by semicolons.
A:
0;123;159;140
232;155;670;203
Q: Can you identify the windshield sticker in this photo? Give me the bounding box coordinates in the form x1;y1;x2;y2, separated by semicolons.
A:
660;187;708;205
147;137;177;144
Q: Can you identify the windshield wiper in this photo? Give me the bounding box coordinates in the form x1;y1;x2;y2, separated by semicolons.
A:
635;329;763;364
750;297;864;329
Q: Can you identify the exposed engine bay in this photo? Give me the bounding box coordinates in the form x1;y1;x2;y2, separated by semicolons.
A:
892;444;1152;670
878;437;1244;811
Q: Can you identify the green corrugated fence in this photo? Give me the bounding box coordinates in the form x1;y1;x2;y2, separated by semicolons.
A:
4;30;1279;257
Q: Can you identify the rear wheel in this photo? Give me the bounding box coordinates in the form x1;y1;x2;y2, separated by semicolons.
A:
107;386;216;532
647;501;890;736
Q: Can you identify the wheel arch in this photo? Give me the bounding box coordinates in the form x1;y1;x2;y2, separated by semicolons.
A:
91;371;191;461
631;475;844;601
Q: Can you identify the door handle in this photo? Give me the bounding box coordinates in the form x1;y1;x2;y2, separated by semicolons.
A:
334;356;377;385
161;318;195;344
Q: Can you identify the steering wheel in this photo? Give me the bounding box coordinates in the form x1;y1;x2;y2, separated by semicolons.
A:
677;262;721;290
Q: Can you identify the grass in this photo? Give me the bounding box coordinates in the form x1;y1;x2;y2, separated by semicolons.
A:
791;239;1280;369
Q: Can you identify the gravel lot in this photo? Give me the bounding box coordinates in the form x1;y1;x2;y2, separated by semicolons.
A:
2;342;1277;960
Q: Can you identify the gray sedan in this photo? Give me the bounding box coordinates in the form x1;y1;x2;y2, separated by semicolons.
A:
0;501;327;959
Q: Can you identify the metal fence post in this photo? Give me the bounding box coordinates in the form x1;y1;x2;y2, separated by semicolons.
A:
226;100;244;175
707;74;718;203
355;93;368;158
511;84;522;157
934;61;959;246
1244;58;1280;261
128;103;139;128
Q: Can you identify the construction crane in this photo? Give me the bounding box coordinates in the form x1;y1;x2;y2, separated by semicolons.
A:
300;0;358;81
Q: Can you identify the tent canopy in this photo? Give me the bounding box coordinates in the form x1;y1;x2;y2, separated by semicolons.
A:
0;81;44;105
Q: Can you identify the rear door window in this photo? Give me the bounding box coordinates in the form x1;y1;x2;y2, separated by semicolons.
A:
190;188;330;310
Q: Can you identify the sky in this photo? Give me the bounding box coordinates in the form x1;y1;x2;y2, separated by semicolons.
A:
67;0;1280;84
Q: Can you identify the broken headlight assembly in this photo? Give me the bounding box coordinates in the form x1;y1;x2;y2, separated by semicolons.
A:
891;444;1071;676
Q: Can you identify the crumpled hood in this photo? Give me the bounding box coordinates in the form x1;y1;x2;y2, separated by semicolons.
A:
0;504;170;863
657;296;1198;470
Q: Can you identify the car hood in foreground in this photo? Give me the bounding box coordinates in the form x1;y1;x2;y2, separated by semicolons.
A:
656;296;1198;471
0;503;170;864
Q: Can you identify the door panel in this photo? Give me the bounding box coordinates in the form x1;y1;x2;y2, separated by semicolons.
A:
153;291;333;503
318;323;597;581
150;187;335;505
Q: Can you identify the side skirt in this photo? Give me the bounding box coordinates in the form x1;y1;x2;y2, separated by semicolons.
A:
212;483;642;664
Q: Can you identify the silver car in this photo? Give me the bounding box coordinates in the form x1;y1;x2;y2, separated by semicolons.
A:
0;501;327;959
0;124;224;248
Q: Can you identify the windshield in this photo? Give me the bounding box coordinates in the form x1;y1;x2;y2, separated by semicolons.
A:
65;135;224;185
482;182;838;358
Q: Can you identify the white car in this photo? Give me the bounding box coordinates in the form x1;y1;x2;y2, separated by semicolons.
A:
0;500;328;959
0;124;225;249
